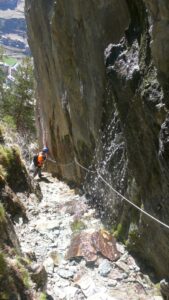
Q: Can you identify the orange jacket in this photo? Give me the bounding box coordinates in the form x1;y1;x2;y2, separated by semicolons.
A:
37;152;46;167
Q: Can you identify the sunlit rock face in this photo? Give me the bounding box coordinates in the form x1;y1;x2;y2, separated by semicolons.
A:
25;0;130;182
26;0;169;277
144;0;169;97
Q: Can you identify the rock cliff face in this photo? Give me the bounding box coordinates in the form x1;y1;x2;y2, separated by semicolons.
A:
26;0;169;277
0;127;43;299
25;0;130;182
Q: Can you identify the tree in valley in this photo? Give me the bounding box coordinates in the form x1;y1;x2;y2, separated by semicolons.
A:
0;56;36;137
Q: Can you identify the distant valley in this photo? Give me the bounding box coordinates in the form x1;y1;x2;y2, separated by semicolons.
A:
0;0;29;57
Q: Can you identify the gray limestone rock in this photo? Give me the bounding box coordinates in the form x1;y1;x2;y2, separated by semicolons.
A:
115;261;130;274
75;275;99;297
53;286;66;299
98;259;111;277
87;293;118;300
64;286;79;299
43;257;54;274
57;268;74;279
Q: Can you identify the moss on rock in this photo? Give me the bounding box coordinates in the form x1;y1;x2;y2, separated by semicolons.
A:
0;204;5;222
70;218;86;233
0;251;33;299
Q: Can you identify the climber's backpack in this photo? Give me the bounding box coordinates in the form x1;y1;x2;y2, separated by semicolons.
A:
33;154;38;167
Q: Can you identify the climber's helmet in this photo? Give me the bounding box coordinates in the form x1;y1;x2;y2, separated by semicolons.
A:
42;147;49;154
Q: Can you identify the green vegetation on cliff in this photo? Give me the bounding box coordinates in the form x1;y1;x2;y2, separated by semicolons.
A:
0;125;41;298
0;143;30;192
0;204;5;222
0;251;33;299
0;53;36;138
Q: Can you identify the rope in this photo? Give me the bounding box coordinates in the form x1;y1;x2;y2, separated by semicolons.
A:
98;173;169;230
45;153;169;229
47;157;75;167
74;157;96;174
73;157;169;230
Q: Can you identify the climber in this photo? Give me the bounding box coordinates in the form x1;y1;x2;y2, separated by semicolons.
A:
33;146;49;178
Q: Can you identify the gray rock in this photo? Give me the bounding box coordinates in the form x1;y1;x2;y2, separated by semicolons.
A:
107;280;117;287
48;250;62;266
64;286;79;299
53;285;66;299
35;218;61;233
115;261;130;274
57;268;74;279
98;259;111;277
68;265;77;274
122;273;128;279
75;274;99;297
30;263;47;289
43;257;54;273
59;280;70;288
87;293;118;300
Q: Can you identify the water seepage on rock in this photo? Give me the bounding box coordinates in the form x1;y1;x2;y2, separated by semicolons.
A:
66;230;120;262
98;259;111;277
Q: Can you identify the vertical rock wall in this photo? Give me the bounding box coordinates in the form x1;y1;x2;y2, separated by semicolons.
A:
144;0;169;97
103;0;169;278
26;0;169;277
25;0;129;182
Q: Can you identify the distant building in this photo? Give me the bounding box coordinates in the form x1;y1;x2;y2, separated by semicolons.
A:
11;62;19;76
0;59;20;85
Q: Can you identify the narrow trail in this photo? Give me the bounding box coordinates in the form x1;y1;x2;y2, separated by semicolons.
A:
15;173;161;300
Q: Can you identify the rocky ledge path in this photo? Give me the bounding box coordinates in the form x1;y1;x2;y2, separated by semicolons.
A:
15;173;162;300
